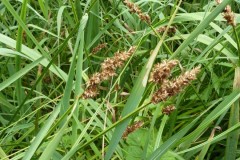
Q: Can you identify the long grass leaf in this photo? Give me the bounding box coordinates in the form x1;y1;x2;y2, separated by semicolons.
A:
0;57;44;92
171;0;233;58
22;105;61;160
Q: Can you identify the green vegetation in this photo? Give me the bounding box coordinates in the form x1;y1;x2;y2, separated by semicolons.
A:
0;0;240;159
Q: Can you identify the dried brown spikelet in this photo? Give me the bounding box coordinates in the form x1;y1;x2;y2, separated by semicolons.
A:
87;72;102;86
82;46;136;99
123;0;151;24
123;0;141;14
92;43;107;54
162;105;176;115
149;60;179;84
151;66;201;104
139;13;151;24
215;0;222;5
122;121;144;139
82;85;99;99
222;5;236;26
156;26;177;34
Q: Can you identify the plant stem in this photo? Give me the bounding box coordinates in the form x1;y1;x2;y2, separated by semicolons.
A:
233;26;240;66
225;25;240;160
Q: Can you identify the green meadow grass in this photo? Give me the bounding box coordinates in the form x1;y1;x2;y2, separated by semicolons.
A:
0;0;240;159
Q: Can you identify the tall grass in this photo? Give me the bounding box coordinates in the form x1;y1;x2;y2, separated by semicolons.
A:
0;0;240;159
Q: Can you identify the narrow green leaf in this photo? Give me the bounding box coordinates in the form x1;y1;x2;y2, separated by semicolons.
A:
38;103;78;160
60;13;88;114
225;67;240;159
179;91;240;149
0;57;44;92
177;123;240;155
38;0;48;20
0;33;68;81
171;0;233;58
22;105;61;160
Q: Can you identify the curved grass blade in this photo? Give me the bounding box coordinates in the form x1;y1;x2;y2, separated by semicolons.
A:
0;33;68;81
177;123;240;155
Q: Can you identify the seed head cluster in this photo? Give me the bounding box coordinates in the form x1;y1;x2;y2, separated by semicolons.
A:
149;60;179;84
223;5;236;26
150;60;201;104
216;1;236;26
162;105;176;115
122;121;144;139
123;0;151;24
157;26;177;34
82;46;136;99
92;43;107;54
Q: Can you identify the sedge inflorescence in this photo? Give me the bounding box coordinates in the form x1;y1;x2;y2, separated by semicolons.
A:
91;43;107;54
123;0;151;24
216;0;236;26
82;46;136;99
156;26;177;35
122;121;144;139
222;5;236;26
162;105;176;115
150;60;201;104
149;60;179;84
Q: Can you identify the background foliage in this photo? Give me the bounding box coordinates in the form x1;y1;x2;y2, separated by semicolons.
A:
0;0;240;159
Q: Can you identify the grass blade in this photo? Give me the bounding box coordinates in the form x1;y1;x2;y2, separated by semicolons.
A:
0;57;44;92
171;0;233;58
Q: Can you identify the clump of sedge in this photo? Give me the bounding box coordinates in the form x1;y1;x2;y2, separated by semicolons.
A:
123;0;151;24
82;46;136;99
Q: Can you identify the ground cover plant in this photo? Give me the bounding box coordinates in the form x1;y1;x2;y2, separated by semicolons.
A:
0;0;240;159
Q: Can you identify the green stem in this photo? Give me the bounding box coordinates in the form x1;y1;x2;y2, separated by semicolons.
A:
15;0;28;113
233;26;240;66
225;25;240;160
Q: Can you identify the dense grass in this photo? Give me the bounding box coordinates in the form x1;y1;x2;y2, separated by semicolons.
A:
0;0;240;159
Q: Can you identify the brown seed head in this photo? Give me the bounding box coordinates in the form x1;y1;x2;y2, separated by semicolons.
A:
92;43;107;54
149;60;179;84
87;72;102;86
123;0;151;24
222;5;236;26
157;26;177;34
122;121;144;139
82;85;99;99
162;105;176;115
82;46;136;99
151;66;201;104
